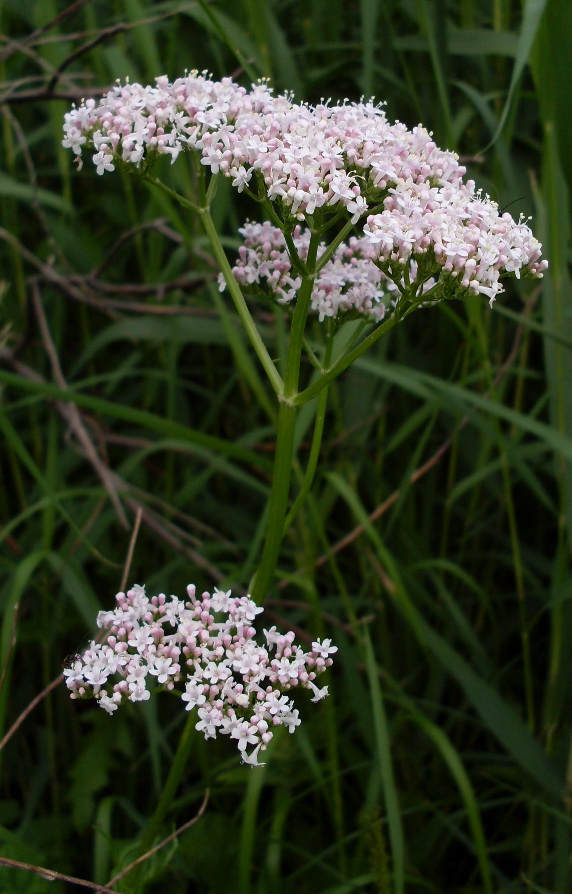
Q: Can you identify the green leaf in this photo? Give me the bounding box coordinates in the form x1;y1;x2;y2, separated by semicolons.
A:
0;171;71;213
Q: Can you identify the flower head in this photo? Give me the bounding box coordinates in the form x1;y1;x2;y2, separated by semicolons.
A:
63;74;546;311
66;584;336;766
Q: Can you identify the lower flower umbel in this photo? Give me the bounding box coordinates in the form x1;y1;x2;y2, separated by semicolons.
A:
65;583;336;766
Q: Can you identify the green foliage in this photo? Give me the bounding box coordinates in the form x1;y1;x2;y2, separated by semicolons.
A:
1;0;572;892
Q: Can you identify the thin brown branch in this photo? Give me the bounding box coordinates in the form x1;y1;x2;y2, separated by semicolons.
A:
0;675;62;752
314;296;533;568
0;85;108;105
315;433;455;569
120;508;143;592
31;281;129;527
0;35;55;75
0;856;123;894
45;24;129;96
73;274;212;302
0;221;214;315
0;346;229;580
0;7;191;103
0;223;215;316
0;0;96;63
2;105;69;269
88;218;184;278
0;227;116;315
122;496;226;584
106;790;210;887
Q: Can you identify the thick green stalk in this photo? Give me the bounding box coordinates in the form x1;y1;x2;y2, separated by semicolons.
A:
199;208;284;397
283;333;333;535
283;384;329;535
250;231;321;601
249;399;297;603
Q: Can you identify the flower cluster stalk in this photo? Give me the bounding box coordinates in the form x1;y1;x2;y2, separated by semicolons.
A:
250;229;321;600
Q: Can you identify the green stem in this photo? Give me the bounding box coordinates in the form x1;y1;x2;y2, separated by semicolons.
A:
284;387;328;534
249;399;298;603
250;230;321;601
144;174;284;398
293;311;403;406
200;209;284;396
195;0;260;82
314;214;359;274
283;334;332;534
121;714;195;892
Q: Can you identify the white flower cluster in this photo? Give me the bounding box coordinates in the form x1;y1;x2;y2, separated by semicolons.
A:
64;583;336;766
363;181;546;305
62;71;546;306
224;221;398;322
62;71;464;222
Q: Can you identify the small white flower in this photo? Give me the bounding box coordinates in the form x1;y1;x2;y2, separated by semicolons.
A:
92;150;115;175
148;655;177;684
128;681;150;702
182;680;207;711
98;692;121;714
241;743;266;767
312;639;338;658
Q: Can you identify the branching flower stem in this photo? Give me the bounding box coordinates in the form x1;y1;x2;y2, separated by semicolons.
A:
283;342;332;535
293;310;403;406
250;229;321;602
143;172;339;600
142;169;417;599
143;174;284;398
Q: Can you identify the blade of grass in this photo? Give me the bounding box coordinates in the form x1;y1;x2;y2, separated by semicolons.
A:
0;369;272;473
388;679;494;894
360;0;380;99
363;629;405;894
487;0;548;148
354;356;572;466
328;472;565;800
535;123;572;549
208;282;276;423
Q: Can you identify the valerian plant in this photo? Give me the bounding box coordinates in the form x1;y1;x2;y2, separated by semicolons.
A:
61;70;546;890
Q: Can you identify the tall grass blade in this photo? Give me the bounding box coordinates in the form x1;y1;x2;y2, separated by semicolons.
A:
487;0;548;147
363;629;405;894
328;472;565;800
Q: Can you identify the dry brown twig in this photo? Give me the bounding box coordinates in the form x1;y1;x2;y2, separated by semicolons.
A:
0;857;123;894
2;104;69;269
0;225;213;317
0;789;209;893
0;0;96;64
106;790;210;888
31;281;129;527
0;6;192;104
0;341;229;581
0;674;62;753
0;603;20;694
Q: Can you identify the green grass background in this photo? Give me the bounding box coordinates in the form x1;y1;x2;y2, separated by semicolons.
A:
1;0;572;891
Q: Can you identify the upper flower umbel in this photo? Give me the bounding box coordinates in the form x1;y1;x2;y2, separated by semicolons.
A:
63;72;547;305
62;72;467;224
